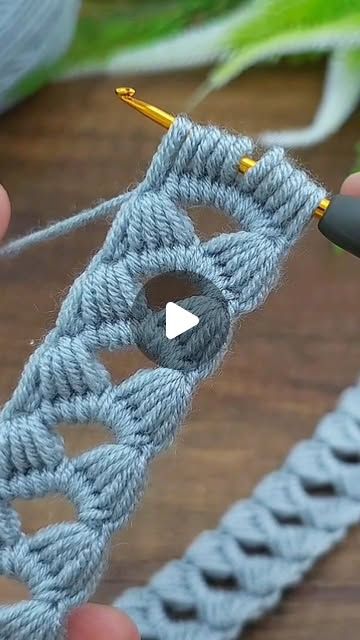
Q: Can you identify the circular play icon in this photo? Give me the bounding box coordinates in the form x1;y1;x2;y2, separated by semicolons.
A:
165;301;199;340
131;271;231;372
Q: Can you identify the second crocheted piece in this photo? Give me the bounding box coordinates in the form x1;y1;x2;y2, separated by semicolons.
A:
0;116;325;639
117;379;360;639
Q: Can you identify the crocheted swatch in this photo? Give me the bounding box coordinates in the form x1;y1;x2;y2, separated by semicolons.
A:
0;116;325;639
117;380;360;639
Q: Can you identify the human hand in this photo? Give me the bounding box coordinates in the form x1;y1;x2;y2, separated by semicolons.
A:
0;185;10;241
341;171;360;197
67;604;139;640
1;170;360;639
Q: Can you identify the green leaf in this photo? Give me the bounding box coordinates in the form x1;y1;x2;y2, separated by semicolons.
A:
229;0;360;50
59;0;244;72
260;48;360;147
203;0;360;92
10;0;244;102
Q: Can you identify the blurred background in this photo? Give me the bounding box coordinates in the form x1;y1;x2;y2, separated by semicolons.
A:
1;2;360;639
1;0;360;154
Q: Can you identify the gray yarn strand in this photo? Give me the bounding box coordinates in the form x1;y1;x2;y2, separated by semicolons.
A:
0;193;130;259
0;117;325;639
0;0;81;112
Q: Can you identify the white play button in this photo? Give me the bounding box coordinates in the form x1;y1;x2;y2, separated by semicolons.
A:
165;302;199;340
131;271;230;370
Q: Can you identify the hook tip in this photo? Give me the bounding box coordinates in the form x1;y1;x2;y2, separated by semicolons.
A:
115;87;136;99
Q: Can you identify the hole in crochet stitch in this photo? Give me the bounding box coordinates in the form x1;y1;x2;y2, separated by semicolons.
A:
101;347;154;385
0;576;30;604
58;422;114;458
144;272;200;311
273;513;303;527
240;542;272;557
189;206;238;241
13;495;76;534
162;602;198;622
303;483;336;498
202;572;238;591
332;450;360;465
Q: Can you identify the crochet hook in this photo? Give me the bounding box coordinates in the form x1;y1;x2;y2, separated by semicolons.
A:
116;87;360;259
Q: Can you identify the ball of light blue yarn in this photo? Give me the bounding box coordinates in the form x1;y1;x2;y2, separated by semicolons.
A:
0;0;81;112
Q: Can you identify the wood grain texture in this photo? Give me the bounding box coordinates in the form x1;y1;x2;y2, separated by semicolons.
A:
0;65;360;639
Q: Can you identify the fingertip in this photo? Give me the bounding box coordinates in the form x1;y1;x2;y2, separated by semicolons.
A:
0;184;11;241
340;171;360;197
68;604;139;640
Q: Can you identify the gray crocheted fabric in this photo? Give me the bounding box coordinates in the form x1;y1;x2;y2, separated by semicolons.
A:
117;383;360;639
0;116;331;639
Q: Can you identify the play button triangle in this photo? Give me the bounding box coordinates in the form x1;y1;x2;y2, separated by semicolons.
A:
165;302;199;340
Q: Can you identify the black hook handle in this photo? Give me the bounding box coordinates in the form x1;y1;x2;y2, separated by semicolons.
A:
318;195;360;258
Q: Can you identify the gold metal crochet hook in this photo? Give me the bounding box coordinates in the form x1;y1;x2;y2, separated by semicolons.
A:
116;87;175;131
116;87;330;220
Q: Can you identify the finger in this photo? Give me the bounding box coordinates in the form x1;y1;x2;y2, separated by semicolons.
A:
0;184;11;241
67;604;139;640
341;171;360;197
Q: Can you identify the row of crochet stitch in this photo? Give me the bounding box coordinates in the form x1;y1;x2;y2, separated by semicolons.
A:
117;382;360;639
0;116;325;639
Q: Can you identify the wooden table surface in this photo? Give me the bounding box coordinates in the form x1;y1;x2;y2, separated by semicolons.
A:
1;65;360;639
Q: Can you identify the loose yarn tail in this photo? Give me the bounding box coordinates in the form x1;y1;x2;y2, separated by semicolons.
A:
0;193;130;259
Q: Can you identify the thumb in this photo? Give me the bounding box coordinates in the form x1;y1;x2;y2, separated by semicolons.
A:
0;184;10;241
67;604;139;640
341;171;360;197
